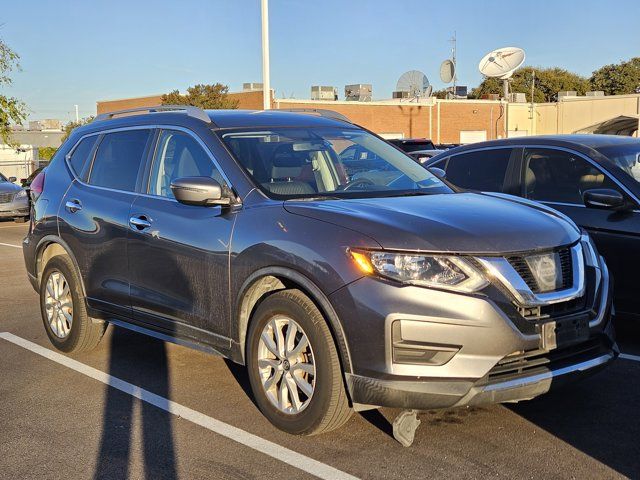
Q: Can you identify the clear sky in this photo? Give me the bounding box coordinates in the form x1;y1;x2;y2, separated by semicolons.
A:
2;0;639;121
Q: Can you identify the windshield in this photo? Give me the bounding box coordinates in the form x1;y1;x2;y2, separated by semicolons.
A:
597;144;640;183
220;128;451;199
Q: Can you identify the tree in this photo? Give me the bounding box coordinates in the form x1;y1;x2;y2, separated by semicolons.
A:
61;116;94;143
0;38;26;145
470;67;590;102
161;83;239;109
38;146;57;161
589;57;640;95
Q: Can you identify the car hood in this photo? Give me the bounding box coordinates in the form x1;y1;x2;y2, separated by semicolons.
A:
0;182;21;193
283;192;580;254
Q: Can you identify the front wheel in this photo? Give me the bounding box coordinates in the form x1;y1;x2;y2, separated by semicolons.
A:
246;289;352;435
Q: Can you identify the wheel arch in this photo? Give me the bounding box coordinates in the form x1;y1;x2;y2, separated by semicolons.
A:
35;235;86;296
235;266;353;374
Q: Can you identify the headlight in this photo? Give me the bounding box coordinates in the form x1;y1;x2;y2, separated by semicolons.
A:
350;250;489;293
15;189;27;199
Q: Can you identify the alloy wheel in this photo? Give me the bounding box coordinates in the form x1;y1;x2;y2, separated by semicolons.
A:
257;315;316;414
44;271;73;339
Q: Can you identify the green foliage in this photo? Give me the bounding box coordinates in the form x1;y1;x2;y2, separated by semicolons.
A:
38;146;57;161
61;116;95;143
470;67;590;102
589;57;640;95
431;89;449;99
0;38;26;146
161;83;239;109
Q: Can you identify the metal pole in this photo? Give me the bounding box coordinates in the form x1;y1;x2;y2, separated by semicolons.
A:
74;104;79;122
261;0;271;110
503;79;509;138
530;70;536;135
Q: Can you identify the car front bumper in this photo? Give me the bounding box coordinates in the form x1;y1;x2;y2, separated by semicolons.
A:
330;256;616;410
0;195;29;218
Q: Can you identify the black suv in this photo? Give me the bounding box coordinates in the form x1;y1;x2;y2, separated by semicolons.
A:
23;107;616;444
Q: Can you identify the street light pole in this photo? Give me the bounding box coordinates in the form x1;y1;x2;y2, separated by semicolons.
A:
261;0;271;110
74;104;79;122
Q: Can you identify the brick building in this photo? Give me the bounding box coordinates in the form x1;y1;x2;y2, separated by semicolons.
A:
97;89;640;143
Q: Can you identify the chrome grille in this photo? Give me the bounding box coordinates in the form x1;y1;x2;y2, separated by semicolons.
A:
0;192;15;203
506;247;573;293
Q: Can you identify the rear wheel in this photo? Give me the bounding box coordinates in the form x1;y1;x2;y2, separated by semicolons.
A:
246;289;352;435
40;255;106;353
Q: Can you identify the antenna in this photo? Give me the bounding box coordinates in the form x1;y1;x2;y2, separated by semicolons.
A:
395;70;431;101
449;32;457;91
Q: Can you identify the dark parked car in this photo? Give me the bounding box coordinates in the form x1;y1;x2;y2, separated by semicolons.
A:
388;138;436;153
21;166;46;188
426;135;640;320
0;171;29;222
23;108;615;445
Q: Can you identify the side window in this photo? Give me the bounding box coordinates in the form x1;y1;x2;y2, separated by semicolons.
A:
148;130;225;198
524;148;618;204
68;136;98;180
89;129;151;192
445;148;512;192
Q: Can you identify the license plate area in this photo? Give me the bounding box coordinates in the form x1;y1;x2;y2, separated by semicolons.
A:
539;315;589;351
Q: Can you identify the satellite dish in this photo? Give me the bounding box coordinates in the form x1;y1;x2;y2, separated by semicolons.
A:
478;46;525;79
425;85;433;97
440;60;455;84
396;70;430;98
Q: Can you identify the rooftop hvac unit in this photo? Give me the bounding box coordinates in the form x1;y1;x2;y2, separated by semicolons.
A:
481;93;500;101
586;91;605;97
311;86;338;101
509;92;527;103
392;91;411;99
243;82;264;91
345;84;372;102
558;91;577;99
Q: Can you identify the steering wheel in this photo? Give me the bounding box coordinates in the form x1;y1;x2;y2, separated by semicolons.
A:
341;178;375;191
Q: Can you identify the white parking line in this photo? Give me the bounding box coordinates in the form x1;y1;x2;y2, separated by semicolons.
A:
0;224;29;229
0;242;21;249
620;353;640;363
0;332;358;480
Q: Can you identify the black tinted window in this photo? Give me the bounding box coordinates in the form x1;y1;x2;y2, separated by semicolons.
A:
69;136;97;179
525;148;618;204
89;130;151;191
445;148;511;191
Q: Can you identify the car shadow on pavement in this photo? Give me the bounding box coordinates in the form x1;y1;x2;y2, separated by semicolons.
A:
509;365;640;478
93;328;178;480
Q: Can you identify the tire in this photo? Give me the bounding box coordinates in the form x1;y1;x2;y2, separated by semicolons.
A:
246;289;352;435
40;255;106;353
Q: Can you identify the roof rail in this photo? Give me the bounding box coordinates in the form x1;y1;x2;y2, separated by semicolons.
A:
276;108;352;124
94;105;212;124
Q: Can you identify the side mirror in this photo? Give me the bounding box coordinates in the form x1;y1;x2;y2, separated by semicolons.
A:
170;177;232;207
583;188;625;210
8;176;17;183
428;167;446;180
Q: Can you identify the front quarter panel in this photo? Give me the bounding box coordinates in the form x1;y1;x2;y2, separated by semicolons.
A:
229;198;381;342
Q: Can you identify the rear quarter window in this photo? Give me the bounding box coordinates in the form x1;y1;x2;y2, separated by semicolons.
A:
68;136;98;180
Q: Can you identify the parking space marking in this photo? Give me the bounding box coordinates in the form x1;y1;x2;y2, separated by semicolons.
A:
620;353;640;363
0;224;29;229
0;332;358;480
0;242;21;249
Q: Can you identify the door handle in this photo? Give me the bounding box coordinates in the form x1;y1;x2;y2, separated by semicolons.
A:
129;215;152;230
65;199;82;213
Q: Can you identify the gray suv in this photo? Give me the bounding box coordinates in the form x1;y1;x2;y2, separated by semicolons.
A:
22;106;616;445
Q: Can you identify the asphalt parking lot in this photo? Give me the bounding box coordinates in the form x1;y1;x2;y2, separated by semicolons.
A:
1;221;639;480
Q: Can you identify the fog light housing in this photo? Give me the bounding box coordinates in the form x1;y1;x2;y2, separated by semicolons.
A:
391;321;460;366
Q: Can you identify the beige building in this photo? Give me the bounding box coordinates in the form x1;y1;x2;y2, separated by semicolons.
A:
97;90;640;144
